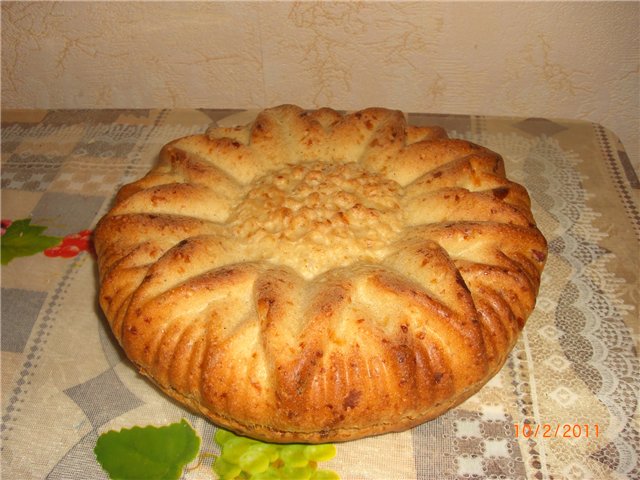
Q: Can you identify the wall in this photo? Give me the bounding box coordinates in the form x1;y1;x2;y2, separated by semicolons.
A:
2;1;638;168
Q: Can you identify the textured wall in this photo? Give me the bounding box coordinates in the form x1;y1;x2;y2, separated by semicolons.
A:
2;1;638;167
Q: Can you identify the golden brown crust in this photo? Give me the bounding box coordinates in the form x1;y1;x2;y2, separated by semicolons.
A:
94;105;547;443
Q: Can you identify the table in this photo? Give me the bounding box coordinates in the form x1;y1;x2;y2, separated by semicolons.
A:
2;109;638;479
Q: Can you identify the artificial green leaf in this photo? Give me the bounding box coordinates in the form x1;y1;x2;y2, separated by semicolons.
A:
0;218;61;265
94;419;201;480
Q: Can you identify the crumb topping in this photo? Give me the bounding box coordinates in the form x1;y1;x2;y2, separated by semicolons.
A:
229;161;404;278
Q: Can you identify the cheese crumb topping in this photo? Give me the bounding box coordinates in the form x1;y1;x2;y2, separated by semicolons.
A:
229;161;404;278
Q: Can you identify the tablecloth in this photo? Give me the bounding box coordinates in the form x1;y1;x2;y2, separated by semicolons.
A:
1;108;638;479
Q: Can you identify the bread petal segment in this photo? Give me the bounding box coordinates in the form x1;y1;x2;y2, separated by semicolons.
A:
94;105;547;443
407;222;546;371
110;183;232;223
95;214;222;336
403;187;534;227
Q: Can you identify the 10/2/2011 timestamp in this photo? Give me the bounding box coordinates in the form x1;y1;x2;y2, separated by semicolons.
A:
514;423;600;439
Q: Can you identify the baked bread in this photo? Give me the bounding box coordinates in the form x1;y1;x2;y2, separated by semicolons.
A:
94;105;547;443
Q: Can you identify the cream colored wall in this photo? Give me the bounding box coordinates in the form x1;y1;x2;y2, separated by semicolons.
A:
2;1;638;167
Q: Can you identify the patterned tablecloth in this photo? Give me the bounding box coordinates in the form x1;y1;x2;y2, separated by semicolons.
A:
1;109;638;479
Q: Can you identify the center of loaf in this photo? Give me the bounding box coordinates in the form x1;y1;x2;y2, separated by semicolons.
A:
229;161;404;278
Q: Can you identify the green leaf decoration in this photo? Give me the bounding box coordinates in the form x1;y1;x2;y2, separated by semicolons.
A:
94;419;201;480
1;218;61;265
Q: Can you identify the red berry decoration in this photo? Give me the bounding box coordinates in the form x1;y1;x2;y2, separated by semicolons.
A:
44;245;63;257
44;229;94;258
62;233;89;250
60;244;81;258
1;219;12;236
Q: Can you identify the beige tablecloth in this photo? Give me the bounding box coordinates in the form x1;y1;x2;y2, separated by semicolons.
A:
1;109;638;479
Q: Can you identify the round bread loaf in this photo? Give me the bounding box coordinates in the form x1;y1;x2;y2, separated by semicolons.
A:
94;105;547;443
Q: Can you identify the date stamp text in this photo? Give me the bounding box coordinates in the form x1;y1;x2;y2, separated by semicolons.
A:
514;423;600;439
